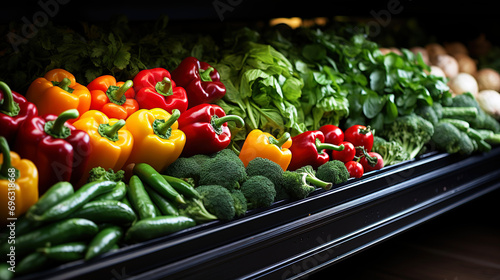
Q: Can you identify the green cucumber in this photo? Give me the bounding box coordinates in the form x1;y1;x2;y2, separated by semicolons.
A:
133;163;185;204
162;175;200;199
128;175;157;220
69;200;137;225
93;181;127;201
145;186;179;216
32;180;117;222
85;226;123;260
26;181;74;219
125;216;195;243
38;242;87;262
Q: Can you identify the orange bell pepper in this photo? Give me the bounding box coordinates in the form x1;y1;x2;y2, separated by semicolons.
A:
26;68;91;119
73;110;134;185
87;75;138;120
125;108;185;172
0;137;38;224
238;129;292;171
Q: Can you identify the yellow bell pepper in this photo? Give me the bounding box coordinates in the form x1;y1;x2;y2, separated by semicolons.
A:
125;108;185;172
26;68;91;119
0;137;38;224
238;129;292;171
73;110;134;185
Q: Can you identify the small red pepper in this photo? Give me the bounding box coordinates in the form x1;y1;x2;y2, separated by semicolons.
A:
177;104;244;157
133;68;188;114
0;82;38;146
288;130;345;171
15;109;91;194
171;57;226;108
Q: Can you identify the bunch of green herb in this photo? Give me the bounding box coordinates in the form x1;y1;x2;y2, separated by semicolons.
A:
263;27;349;131
304;28;451;131
214;28;305;141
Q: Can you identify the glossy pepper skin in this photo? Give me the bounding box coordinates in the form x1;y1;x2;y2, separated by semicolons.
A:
15;109;89;194
125;108;185;172
288;130;345;171
177;104;244;157
0;81;38;146
171;57;226;108
73;110;134;186
133;68;188;114
238;129;292;171
87;75;138;120
0;137;38;224
26;69;91;119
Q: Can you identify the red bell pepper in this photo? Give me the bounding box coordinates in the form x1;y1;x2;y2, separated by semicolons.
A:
15;109;91;193
0;82;38;146
171;57;226;108
288;130;345;171
177;104;244;157
133;68;188;114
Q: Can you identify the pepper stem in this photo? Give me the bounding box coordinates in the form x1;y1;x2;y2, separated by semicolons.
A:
106;80;133;105
268;132;291;149
0;81;20;117
199;67;214;82
315;138;344;154
59;78;72;92
154;109;180;139
45;109;79;139
98;120;126;142
0;136;19;180
211;114;245;134
155;77;174;97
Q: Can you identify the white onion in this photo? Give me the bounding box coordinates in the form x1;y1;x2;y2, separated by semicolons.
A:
477;90;500;119
447;72;479;97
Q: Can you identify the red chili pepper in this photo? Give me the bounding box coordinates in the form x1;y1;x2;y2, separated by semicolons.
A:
177;104;244;157
288;131;345;171
15;109;91;194
0;82;38;146
133;68;188;114
171;57;226;108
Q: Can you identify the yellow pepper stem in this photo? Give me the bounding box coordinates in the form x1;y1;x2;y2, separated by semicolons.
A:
268;132;291;150
98;119;126;142
0;136;19;180
0;81;20;117
153;109;180;139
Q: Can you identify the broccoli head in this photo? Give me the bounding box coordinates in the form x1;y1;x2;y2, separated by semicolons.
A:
315;160;350;185
196;185;236;221
246;157;284;186
198;154;248;191
372;136;410;166
231;190;248;217
164;154;210;183
415;105;439;125
450;92;500;132
379;114;434;159
432;122;472;155
240;175;276;209
87;166;125;183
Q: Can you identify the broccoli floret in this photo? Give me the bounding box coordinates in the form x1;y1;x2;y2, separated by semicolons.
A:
379;114;434;159
240;176;276;209
315;160;350;185
231;190;248;217
246;157;284;186
432;122;467;154
458;131;475;155
198;154;248;191
415;105;439;125
87;167;124;183
278;171;316;200
196;185;236;221
178;198;218;224
296;165;333;190
164;155;210;183
372;136;410;166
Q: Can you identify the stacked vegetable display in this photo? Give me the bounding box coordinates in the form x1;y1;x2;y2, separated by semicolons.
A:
1;18;500;278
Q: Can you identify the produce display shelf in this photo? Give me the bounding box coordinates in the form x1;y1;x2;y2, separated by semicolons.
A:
18;146;500;280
